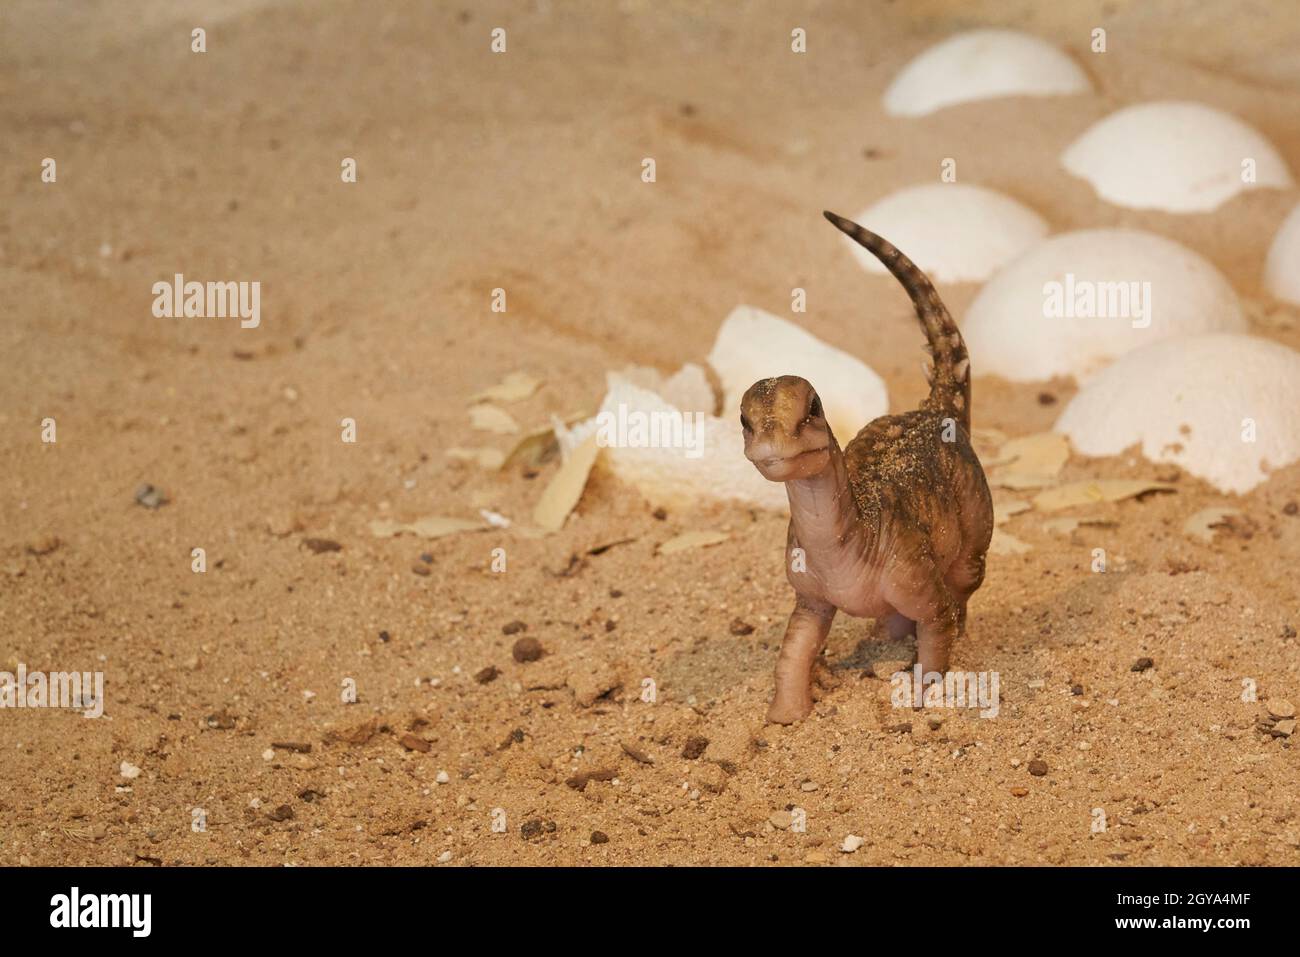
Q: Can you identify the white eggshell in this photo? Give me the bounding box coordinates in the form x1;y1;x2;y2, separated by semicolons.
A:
883;29;1090;118
1265;202;1300;305
1062;101;1294;213
846;184;1049;283
707;305;889;444
961;229;1246;382
1056;333;1300;494
572;373;786;511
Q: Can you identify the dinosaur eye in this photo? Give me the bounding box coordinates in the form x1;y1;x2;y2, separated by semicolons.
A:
740;413;753;432
808;395;823;418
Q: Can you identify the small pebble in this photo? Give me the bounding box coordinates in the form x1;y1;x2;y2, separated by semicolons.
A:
729;618;755;636
681;735;709;760
119;761;141;779
437;850;453;863
1028;759;1048;776
134;484;167;509
399;733;431;753
1131;657;1155;672
261;748;275;762
435;770;450;784
302;537;342;554
800;781;819;792
502;620;527;635
841;834;864;853
769;810;793;830
1010;787;1029;797
591;831;610;845
411;562;431;577
474;665;500;684
1267;699;1295;719
511;637;544;663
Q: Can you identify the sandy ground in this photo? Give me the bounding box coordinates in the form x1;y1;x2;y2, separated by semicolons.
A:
2;0;1299;866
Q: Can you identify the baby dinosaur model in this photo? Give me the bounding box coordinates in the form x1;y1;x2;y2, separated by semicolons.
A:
741;211;994;724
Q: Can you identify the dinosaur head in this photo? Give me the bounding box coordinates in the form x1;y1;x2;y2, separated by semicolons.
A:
740;375;833;482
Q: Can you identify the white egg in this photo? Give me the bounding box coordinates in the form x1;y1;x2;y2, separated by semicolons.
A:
1265;202;1300;305
884;29;1090;118
962;229;1245;382
845;183;1048;283
1056;334;1300;494
1062;101;1293;213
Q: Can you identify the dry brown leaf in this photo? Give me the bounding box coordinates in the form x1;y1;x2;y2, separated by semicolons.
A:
991;432;1069;486
1183;507;1242;543
446;446;506;469
469;371;542;404
971;426;1009;450
1032;480;1174;512
657;530;730;554
993;499;1032;525
533;435;600;532
989;529;1032;555
469;404;520;435
502;426;560;471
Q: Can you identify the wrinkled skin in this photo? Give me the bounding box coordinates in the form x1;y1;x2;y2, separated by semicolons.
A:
742;213;994;724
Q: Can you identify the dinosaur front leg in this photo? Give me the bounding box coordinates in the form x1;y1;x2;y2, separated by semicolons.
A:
767;595;836;725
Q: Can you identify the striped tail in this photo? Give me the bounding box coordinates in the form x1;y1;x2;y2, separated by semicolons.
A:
823;210;971;430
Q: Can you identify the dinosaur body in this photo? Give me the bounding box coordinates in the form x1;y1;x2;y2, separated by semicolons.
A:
741;212;993;724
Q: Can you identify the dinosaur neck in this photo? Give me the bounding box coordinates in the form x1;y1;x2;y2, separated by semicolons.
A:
784;438;859;553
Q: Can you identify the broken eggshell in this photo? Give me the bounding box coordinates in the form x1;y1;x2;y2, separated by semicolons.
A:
1265;202;1300;306
707;305;888;445
883;29;1091;118
845;184;1048;284
1061;101;1294;213
559;371;787;511
1055;333;1300;494
961;229;1246;382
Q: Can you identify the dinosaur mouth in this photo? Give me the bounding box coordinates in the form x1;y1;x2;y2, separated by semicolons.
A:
759;446;829;469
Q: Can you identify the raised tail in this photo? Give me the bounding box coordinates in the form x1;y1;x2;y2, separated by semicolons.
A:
823;210;971;429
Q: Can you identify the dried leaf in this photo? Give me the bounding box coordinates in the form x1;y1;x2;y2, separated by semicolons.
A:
993;499;1031;525
446;446;506;469
989;529;1032;555
991;432;1069;486
1183;507;1241;543
1032;480;1175;512
657;530;729;554
1041;516;1117;535
469;371;542;404
501;426;560;471
469;404;520;435
533;434;600;532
